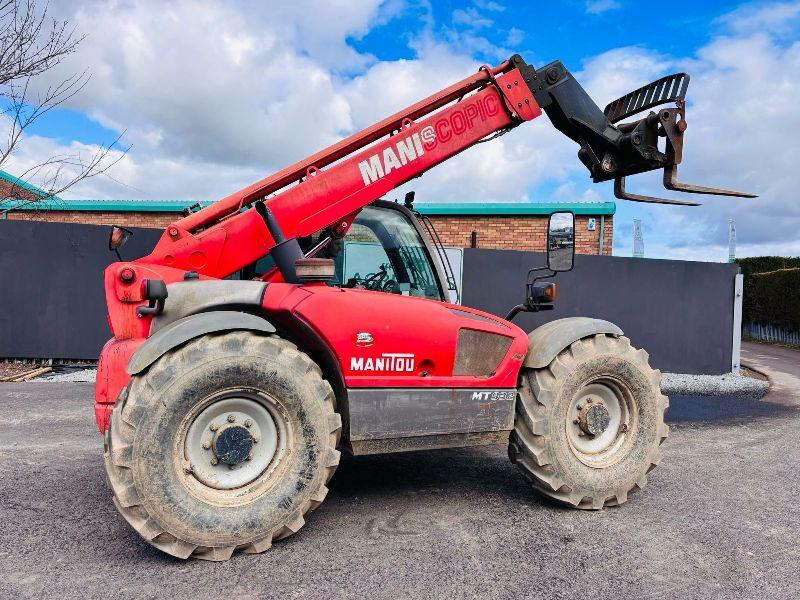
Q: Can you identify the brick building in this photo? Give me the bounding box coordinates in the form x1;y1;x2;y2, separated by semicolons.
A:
1;171;614;255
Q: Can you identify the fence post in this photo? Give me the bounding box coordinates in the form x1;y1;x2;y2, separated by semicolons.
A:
732;273;743;374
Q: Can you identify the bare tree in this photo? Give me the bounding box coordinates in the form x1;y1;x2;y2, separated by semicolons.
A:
0;0;125;211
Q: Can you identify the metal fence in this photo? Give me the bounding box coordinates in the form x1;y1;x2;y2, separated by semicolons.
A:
0;220;741;374
743;322;800;345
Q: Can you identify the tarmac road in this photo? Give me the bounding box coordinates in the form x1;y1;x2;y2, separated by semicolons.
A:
1;368;799;599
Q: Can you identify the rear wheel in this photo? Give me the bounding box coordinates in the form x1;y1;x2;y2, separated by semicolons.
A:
104;331;341;561
509;334;668;509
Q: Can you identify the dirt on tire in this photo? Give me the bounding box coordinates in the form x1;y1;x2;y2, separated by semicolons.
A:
509;334;669;509
104;331;341;561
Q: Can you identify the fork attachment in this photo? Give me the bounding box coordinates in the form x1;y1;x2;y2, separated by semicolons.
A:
514;56;756;205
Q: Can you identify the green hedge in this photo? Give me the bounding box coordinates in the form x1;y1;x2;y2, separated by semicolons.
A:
736;256;800;326
736;256;800;277
744;268;800;331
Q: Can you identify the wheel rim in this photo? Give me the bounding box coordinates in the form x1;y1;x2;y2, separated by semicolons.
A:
183;393;287;491
565;378;638;468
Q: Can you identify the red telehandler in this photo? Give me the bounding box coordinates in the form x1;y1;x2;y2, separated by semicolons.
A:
97;54;752;560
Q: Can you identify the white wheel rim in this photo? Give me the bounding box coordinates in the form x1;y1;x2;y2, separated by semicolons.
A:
184;395;282;490
565;379;637;468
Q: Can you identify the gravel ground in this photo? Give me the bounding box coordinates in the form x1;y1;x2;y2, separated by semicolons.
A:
35;367;772;399
660;371;769;398
36;368;98;383
1;381;799;599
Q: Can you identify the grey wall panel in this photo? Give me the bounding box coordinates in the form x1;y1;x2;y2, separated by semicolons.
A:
0;219;161;359
0;220;738;373
461;249;738;375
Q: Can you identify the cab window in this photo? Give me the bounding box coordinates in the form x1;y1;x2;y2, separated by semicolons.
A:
330;205;443;301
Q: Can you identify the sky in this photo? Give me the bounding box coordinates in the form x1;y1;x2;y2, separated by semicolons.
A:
3;0;799;261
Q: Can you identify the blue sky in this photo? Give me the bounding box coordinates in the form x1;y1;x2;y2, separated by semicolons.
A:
355;0;741;64
4;0;798;261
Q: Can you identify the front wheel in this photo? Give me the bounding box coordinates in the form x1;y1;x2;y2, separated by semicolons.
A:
104;331;341;561
509;334;668;509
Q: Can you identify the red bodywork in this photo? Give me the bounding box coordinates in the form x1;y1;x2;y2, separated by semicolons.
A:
95;58;540;432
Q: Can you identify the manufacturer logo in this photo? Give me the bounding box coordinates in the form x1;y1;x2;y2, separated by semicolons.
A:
353;332;374;347
358;127;435;186
357;92;502;188
350;353;415;373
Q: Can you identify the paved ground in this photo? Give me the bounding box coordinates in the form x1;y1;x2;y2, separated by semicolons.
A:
742;340;800;406
1;350;799;599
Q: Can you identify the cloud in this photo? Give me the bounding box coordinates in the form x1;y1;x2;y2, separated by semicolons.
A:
585;0;621;15
3;0;799;261
716;1;800;37
451;7;493;29
505;27;525;47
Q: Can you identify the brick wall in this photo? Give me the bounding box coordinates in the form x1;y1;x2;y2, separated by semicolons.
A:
5;210;613;255
0;179;41;202
427;214;613;255
6;210;176;228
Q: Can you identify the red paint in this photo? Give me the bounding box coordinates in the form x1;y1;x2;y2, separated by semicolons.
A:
95;58;541;432
94;337;142;432
287;287;528;389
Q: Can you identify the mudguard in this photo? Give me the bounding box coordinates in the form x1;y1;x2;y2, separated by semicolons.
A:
150;280;268;333
523;317;623;369
127;310;276;375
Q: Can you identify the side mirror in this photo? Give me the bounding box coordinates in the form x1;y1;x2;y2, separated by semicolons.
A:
547;211;575;272
108;225;133;260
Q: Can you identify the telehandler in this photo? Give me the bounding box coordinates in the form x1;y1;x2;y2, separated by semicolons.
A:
96;54;752;560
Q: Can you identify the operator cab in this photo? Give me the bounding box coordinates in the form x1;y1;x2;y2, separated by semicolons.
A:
325;201;447;301
265;199;455;302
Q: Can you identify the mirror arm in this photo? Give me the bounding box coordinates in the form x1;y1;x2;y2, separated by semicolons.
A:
505;304;527;321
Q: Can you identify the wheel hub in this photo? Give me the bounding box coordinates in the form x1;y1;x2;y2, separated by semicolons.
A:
577;399;611;437
183;396;282;490
566;380;636;468
212;424;254;465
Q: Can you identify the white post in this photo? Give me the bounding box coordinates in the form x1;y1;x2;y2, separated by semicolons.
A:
732;273;743;374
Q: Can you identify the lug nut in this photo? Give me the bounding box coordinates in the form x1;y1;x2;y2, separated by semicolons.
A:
573;419;579;425
209;423;219;432
202;439;211;450
227;414;236;423
244;418;253;428
210;457;218;465
577;404;583;411
252;436;259;444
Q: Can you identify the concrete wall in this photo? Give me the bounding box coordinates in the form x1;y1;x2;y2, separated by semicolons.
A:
0;220;735;374
461;249;739;375
0;220;161;359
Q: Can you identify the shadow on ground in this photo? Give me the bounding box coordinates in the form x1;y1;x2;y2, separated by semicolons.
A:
667;394;799;423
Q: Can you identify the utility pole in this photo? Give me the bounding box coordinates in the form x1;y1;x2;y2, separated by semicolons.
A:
633;219;644;258
728;219;736;263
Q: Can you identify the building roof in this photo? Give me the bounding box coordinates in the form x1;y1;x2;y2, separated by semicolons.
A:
5;196;616;216
417;202;615;216
0;170;60;201
0;169;614;216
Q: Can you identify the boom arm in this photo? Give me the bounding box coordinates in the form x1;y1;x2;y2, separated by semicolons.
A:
132;54;753;281
137;57;539;279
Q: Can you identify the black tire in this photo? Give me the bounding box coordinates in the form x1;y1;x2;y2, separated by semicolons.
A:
104;331;341;561
509;334;668;509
